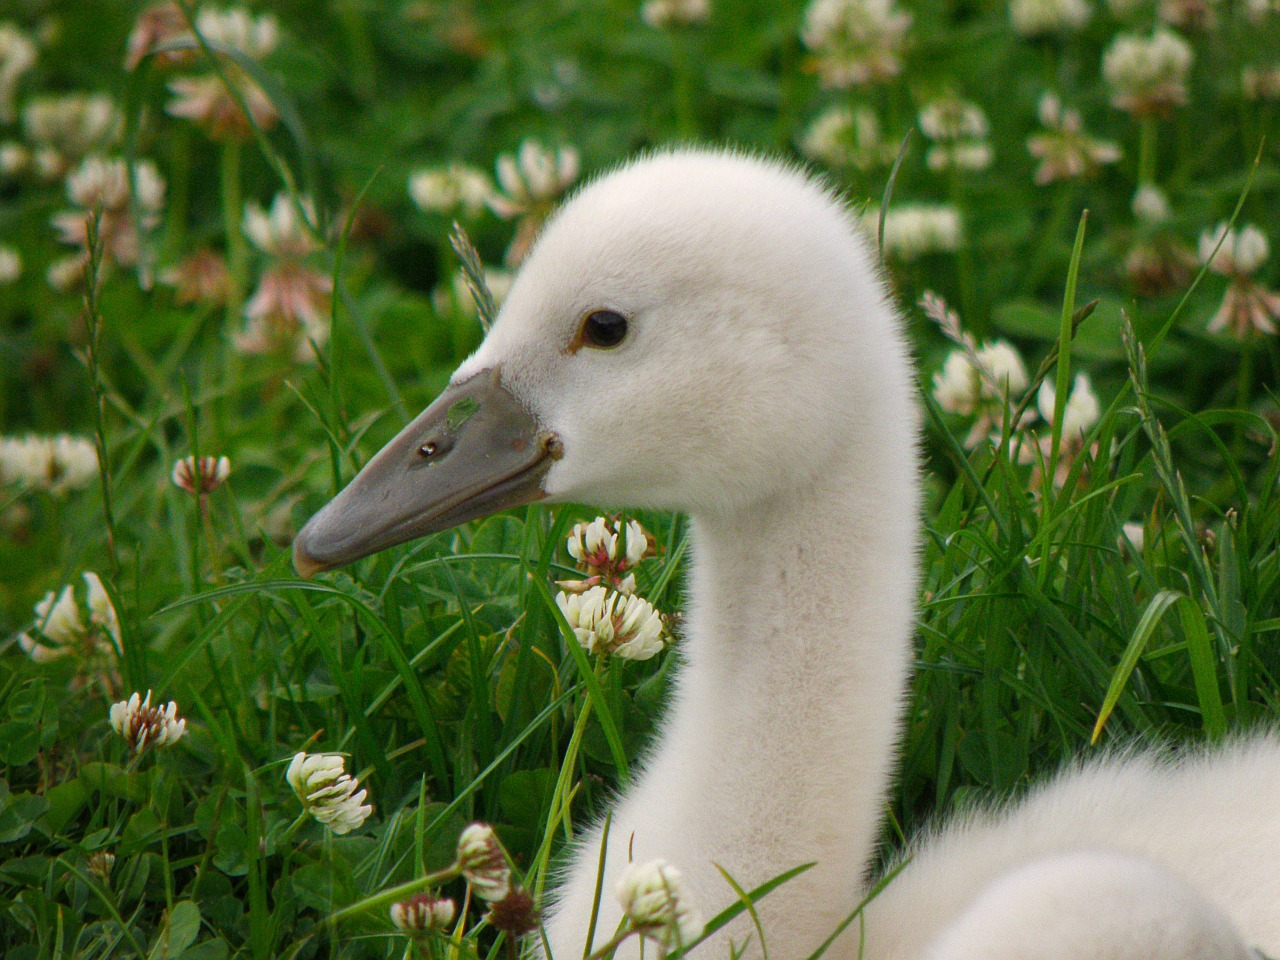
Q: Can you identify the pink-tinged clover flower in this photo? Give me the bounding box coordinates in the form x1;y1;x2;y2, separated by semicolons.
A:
1198;223;1280;340
110;690;187;754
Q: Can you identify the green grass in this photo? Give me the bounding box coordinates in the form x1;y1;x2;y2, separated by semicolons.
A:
2;0;1280;957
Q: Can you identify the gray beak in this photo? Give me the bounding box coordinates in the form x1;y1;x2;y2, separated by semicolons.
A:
292;368;560;577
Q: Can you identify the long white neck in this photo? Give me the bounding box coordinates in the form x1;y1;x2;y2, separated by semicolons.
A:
548;411;919;960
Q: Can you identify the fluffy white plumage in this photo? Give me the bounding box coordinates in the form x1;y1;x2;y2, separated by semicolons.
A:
448;150;1272;959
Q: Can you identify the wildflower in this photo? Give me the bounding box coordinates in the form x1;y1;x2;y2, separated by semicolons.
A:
1102;28;1194;116
563;516;651;593
243;193;322;258
1120;521;1146;555
15;570;120;660
110;691;187;754
0;433;98;494
49;156;166;290
125;3;196;72
1037;374;1100;444
160;248;231;305
919;97;993;173
1244;0;1279;21
433;266;514;319
1009;374;1101;489
932;338;1032;448
0;245;20;284
1158;0;1218;31
87;850;116;881
557;586;666;660
22;94;122;181
172;455;231;494
487;886;540;936
800;0;912;89
0;141;29;176
237;194;333;362
408;163;493;218
616;859;705;948
488;140;580;265
875;204;962;261
1026;93;1120;186
286;752;373;835
1242;64;1280;101
166;7;279;141
1198;223;1280;339
799;105;897;170
390;894;455;935
1009;0;1091;35
0;22;37;124
642;0;711;28
1131;184;1170;224
456;823;511;902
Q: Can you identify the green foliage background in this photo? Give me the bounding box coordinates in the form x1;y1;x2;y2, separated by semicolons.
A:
1;0;1278;957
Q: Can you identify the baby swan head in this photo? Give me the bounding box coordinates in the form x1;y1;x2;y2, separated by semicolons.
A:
294;150;910;575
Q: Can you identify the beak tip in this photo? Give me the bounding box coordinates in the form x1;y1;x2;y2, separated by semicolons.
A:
291;527;330;579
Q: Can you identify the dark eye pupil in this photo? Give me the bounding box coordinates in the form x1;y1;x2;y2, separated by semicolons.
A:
583;310;627;348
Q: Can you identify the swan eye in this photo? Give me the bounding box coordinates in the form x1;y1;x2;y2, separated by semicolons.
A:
581;310;628;349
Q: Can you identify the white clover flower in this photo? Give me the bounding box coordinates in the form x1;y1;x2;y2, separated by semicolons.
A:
567;517;617;567
642;0;711;28
33;584;83;647
876;204;962;261
1010;0;1091;35
390;894;456;935
1242;64;1280;101
918;99;988;141
616;859;705;948
243;194;321;258
799;105;896;170
1131;184;1171;224
0;434;98;494
22;94;121;178
1037;374;1100;442
172;455;231;495
1027;93;1121;186
1102;28;1194;116
0;22;37;125
17;572;120;664
557;586;665;660
1199;223;1270;276
408;163;494;217
976;342;1030;399
194;6;279;60
64;156;166;213
456;823;511;902
0;245;20;284
488;140;580;219
621;519;648;568
801;0;912;89
918;98;992;173
1158;0;1219;31
1121;522;1146;554
1198;224;1280;338
125;3;196;72
0;141;29;176
287;752;373;835
110;690;187;753
83;572;122;648
932;351;981;416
